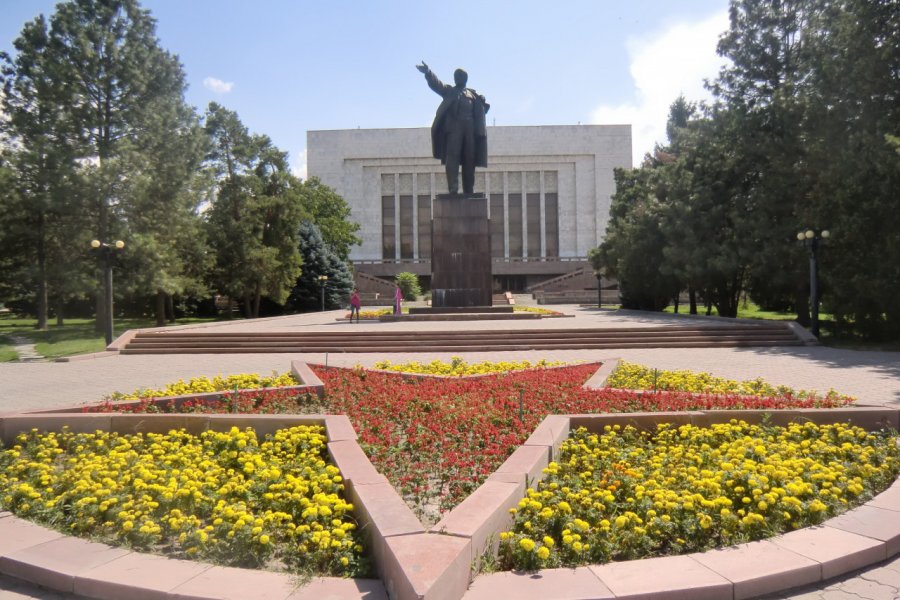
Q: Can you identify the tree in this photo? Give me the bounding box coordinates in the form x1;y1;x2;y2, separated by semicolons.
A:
286;221;354;312
0;14;90;328
711;0;900;336
118;99;210;326
593;167;680;311
660;104;758;318
1;0;201;330
204;103;304;318
296;177;361;261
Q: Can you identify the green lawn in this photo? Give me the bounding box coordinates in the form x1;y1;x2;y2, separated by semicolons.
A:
0;335;18;361
664;301;835;323
0;316;221;361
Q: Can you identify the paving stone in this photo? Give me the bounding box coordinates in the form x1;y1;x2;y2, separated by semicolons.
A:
285;577;387;600
0;536;130;594
590;555;731;600
464;567;613;600
691;540;821;600
168;566;297;599
828;577;898;600
771;526;886;579
382;534;470;600
0;518;65;558
73;553;211;600
859;566;900;589
827;506;900;555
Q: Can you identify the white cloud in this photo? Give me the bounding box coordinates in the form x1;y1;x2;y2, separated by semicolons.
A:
291;148;308;180
203;76;234;94
591;11;730;165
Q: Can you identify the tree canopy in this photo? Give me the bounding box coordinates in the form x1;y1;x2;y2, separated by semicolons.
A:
595;0;900;337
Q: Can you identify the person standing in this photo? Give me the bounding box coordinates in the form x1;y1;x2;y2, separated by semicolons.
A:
349;288;361;323
394;284;403;315
416;61;489;195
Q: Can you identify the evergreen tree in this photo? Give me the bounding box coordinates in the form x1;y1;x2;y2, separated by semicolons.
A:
287;221;354;312
204;103;304;318
296;177;361;261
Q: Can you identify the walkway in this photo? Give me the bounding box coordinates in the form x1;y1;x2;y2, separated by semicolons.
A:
1;307;898;599
8;336;44;363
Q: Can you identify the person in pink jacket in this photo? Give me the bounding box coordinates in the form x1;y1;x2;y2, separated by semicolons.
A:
394;284;403;315
349;288;361;323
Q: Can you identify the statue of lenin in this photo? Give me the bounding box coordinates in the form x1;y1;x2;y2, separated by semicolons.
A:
416;62;489;195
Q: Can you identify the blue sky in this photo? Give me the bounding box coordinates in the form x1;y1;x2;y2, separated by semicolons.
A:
2;0;730;174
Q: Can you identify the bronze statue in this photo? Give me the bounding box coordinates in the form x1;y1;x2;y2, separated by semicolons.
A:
416;62;489;195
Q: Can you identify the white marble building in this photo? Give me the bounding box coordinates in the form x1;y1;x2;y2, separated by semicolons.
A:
307;125;631;290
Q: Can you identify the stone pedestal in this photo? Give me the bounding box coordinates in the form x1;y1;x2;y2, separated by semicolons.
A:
430;194;492;308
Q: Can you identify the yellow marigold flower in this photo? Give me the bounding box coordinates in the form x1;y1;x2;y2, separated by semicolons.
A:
518;538;536;552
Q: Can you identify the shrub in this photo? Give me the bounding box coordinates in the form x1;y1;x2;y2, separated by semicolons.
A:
394;272;421;301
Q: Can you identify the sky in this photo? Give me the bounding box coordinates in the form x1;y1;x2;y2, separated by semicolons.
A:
1;0;732;176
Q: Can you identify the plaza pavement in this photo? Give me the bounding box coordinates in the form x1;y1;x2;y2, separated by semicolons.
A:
1;306;899;599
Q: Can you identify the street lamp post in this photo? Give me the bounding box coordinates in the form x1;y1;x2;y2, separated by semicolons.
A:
796;229;830;338
594;270;602;309
317;275;329;312
91;239;125;345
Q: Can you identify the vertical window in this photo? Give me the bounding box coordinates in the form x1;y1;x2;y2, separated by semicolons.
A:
399;195;413;259
508;193;523;257
545;193;559;257
527;193;541;257
490;193;504;258
382;195;395;259
417;195;431;259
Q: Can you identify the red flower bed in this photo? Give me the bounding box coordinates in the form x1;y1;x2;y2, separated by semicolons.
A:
84;364;852;523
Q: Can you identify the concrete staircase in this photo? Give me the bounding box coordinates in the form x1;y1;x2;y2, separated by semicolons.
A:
119;322;804;354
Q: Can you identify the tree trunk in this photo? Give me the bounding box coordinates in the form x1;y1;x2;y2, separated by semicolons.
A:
673;294;679;314
705;290;713;316
36;213;48;331
689;287;698;315
55;297;64;326
155;290;166;326
252;291;261;319
166;294;176;323
794;283;810;326
243;294;253;319
95;289;106;333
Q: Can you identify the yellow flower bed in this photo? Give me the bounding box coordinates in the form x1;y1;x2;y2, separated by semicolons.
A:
372;356;570;376
499;421;898;570
606;361;849;400
0;426;366;576
112;372;298;400
513;306;561;315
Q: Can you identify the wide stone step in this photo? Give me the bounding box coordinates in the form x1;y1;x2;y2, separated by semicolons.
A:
129;325;792;340
119;338;804;354
119;323;803;354
124;331;796;346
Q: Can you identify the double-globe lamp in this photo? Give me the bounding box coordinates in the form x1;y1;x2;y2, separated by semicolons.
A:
796;229;830;338
90;239;125;345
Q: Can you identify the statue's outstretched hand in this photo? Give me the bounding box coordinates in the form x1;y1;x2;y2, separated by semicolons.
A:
416;62;428;74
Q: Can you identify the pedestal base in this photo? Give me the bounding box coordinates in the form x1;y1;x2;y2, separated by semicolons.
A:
431;194;492;308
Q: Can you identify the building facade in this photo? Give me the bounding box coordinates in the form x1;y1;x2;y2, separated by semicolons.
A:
307;125;631;291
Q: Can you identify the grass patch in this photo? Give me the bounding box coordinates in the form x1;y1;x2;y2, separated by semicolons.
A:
0;315;221;360
664;300;833;323
0;335;19;362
